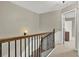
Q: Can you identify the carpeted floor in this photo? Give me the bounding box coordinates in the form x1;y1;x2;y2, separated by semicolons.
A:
48;44;78;57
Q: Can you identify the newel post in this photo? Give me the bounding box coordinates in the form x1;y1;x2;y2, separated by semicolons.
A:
53;29;55;48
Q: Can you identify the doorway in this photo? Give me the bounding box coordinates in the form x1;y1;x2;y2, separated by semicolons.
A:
62;9;77;50
64;19;76;49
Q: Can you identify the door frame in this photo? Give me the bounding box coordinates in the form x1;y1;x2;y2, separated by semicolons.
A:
61;8;77;50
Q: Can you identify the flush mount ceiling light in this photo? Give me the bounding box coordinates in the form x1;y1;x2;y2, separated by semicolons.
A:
62;1;65;3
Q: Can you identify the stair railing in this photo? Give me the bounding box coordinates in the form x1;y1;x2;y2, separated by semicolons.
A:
0;29;55;57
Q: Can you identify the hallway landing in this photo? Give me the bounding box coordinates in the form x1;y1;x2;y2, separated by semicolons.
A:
48;44;78;57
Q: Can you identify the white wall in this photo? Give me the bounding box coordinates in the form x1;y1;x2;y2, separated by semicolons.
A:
0;1;40;38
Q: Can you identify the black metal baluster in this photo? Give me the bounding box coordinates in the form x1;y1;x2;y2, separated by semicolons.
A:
28;37;30;57
33;36;36;57
50;35;52;48
0;43;2;57
51;32;54;48
37;36;38;57
48;35;50;49
35;36;37;57
47;37;48;50
41;35;43;56
37;36;39;57
15;40;17;57
40;35;43;57
49;35;51;49
25;38;26;57
39;36;41;57
31;37;33;57
51;33;53;48
8;42;10;57
53;29;55;48
32;36;34;57
20;39;22;57
48;36;50;49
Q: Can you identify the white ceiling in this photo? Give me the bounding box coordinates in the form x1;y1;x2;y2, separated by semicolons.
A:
10;1;76;14
65;11;75;18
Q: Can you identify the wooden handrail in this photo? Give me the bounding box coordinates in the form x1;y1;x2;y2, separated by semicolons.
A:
0;29;55;57
42;29;55;40
42;32;52;39
0;32;51;43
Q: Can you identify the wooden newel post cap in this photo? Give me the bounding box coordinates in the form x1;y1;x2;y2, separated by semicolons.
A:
24;32;27;35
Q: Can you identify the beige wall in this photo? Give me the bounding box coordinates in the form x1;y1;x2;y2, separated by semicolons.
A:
0;2;40;37
39;10;61;32
39;10;62;44
0;2;77;37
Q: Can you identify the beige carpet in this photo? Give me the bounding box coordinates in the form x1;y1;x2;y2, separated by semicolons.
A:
48;44;78;57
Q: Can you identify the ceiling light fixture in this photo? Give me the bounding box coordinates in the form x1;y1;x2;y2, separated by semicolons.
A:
62;1;65;3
